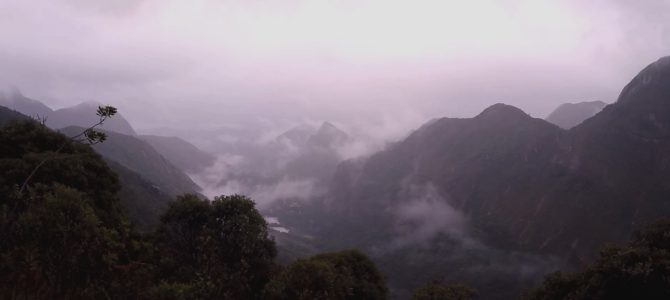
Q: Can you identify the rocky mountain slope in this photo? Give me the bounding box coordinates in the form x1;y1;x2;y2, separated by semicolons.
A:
267;56;670;298
326;57;670;260
60;127;201;197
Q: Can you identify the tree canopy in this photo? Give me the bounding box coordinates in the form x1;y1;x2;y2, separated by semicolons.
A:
152;194;277;299
411;281;476;300
525;220;670;300
0;120;139;299
263;249;388;300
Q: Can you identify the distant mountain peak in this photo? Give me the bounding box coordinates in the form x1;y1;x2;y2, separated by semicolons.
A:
309;121;349;149
50;102;137;135
319;121;337;130
316;121;344;136
74;100;104;108
546;101;607;129
276;124;316;146
475;103;529;121
0;90;53;118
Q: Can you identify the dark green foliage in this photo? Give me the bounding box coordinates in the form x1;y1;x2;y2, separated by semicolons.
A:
0;120;146;299
1;184;118;298
0;112;392;300
74;105;117;145
147;282;201;300
264;259;342;300
153;194;277;299
411;281;476;300
155;194;212;282
264;250;387;300
60;126;201;197
0;120;123;224
107;160;174;231
526;220;670;300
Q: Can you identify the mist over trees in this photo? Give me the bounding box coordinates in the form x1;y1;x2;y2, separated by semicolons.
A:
4;47;670;300
0;116;389;299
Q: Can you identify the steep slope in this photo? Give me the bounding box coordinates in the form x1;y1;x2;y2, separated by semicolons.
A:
0;111;173;230
546;101;607;129
322;56;670;260
275;124;316;149
286;56;670;299
0;91;53;118
281;122;349;182
141;134;215;173
49;102;137;135
325;104;566;248
542;56;670;255
60;127;201;197
0;105;30;126
105;160;173;231
308;121;349;149
517;56;670;258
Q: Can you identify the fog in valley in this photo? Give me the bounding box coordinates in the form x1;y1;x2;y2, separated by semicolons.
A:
3;1;670;299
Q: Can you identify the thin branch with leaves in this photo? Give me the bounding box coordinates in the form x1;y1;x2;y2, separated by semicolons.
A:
18;105;118;194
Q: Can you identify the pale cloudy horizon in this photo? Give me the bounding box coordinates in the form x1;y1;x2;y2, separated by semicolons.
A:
1;0;669;132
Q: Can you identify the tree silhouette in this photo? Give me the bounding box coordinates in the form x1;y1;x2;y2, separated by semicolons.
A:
19;105;117;194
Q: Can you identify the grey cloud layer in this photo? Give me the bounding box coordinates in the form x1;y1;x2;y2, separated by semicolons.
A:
1;0;669;131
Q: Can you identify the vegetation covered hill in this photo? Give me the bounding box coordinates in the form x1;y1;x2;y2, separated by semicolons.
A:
0;93;137;135
5;56;670;299
60;126;201;197
327;56;670;258
0;118;389;299
106;159;174;230
0;107;193;230
0;105;29;126
0;90;53;119
267;56;670;298
0;120;137;298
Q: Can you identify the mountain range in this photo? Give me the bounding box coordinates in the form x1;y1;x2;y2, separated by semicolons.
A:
266;56;670;298
0;96;208;229
5;56;670;299
0;93;137;135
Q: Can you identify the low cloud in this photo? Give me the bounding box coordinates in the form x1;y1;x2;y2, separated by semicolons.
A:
191;153;321;208
250;178;319;209
393;184;472;247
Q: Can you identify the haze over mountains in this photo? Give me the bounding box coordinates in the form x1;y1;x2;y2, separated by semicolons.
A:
263;56;670;298
3;57;670;299
0;91;137;135
545;100;608;129
5;1;670;299
3;56;670;298
0;95;206;229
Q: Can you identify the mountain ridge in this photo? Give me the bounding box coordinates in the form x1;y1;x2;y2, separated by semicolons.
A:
546;101;607;129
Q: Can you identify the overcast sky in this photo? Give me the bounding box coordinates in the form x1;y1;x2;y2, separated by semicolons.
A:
1;0;669;131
